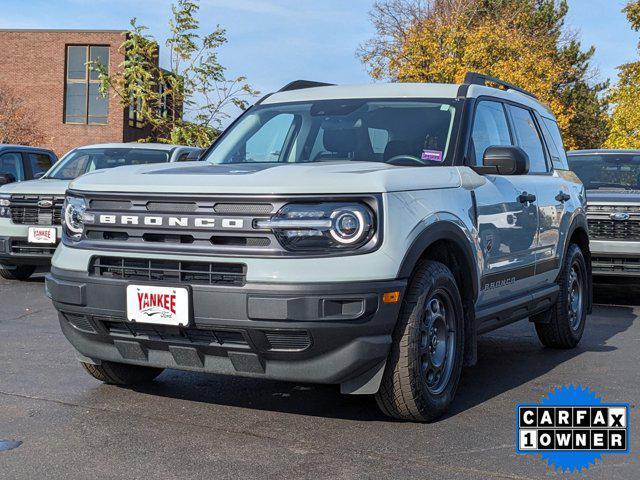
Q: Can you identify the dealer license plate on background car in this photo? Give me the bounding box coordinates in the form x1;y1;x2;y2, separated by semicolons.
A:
27;227;56;244
126;285;190;326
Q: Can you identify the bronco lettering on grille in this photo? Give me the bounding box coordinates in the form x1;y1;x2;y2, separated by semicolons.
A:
93;214;244;230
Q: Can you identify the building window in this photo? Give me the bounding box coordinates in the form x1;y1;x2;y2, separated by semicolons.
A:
64;45;109;125
128;96;144;128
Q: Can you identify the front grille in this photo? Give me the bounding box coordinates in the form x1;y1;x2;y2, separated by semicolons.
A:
99;318;249;347
587;205;640;214
592;256;640;274
263;330;312;351
9;240;57;256
9;195;64;225
91;257;246;286
588;219;640;240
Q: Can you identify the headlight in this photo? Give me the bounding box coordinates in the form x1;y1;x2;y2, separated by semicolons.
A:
62;196;88;240
0;194;10;218
256;202;375;252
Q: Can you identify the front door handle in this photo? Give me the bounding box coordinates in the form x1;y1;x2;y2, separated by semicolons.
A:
555;192;571;203
518;192;537;204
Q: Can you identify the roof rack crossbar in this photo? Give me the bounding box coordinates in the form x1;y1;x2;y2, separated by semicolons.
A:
278;80;335;92
463;72;537;99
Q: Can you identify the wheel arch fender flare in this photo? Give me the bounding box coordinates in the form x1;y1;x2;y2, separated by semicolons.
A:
563;212;592;313
397;220;480;303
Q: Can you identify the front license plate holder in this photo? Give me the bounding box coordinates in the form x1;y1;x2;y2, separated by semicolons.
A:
126;284;191;327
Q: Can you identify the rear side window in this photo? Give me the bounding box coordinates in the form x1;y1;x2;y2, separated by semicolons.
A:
507;105;548;173
539;116;568;170
470;101;512;165
28;153;53;176
0;152;25;181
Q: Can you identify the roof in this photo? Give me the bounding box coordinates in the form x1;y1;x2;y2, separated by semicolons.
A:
73;143;194;151
568;149;640;155
0;144;53;152
261;82;553;118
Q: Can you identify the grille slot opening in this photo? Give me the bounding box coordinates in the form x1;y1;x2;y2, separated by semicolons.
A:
87;230;130;241
146;202;198;212
210;236;270;247
91;257;246;286
213;203;273;214
263;330;312;351
143;233;195;244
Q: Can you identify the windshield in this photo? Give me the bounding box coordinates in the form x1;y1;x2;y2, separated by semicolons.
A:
568;153;640;190
46;147;172;180
202;99;459;166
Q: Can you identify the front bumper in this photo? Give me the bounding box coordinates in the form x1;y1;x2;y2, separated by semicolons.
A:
46;266;406;394
0;235;59;266
590;239;640;277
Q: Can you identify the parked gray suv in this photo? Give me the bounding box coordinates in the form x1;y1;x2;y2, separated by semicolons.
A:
568;149;640;278
45;74;591;421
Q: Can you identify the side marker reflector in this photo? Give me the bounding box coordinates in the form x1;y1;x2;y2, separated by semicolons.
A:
382;291;400;304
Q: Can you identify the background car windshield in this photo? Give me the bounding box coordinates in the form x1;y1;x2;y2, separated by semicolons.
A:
46;148;171;180
202;99;458;165
568;153;640;190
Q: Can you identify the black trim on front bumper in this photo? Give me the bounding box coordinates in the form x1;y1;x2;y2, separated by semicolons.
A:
47;266;406;388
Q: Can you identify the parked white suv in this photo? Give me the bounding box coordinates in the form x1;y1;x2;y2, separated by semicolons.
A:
0;143;201;280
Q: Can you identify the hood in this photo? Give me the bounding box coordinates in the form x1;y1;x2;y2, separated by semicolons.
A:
586;189;640;204
0;178;70;196
68;161;463;195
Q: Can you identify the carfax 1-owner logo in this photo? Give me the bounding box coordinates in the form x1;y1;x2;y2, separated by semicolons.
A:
516;385;631;472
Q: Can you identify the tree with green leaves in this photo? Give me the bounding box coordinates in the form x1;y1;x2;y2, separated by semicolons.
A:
605;1;640;149
359;0;609;150
94;0;258;147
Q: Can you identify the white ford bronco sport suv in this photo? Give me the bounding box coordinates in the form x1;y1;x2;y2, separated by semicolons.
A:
46;74;591;421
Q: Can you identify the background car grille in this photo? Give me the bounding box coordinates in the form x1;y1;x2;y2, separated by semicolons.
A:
592;256;640;274
9;240;58;256
91;257;246;286
588;218;640;240
9;195;64;225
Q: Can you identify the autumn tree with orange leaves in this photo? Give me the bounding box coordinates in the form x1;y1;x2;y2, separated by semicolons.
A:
0;84;47;146
359;0;609;150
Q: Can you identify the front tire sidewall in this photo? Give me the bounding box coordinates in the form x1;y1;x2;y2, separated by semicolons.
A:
410;277;464;412
562;245;588;343
378;261;465;421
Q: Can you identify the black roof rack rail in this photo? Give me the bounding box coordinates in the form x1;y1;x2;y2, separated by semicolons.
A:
278;80;335;92
463;72;537;99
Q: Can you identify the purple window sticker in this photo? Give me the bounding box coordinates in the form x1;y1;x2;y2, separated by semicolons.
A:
421;149;444;162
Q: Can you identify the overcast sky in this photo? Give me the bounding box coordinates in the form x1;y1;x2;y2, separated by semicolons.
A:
0;0;636;101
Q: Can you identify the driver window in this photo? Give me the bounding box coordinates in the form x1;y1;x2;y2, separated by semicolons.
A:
244;113;295;162
470;101;512;165
0;152;25;181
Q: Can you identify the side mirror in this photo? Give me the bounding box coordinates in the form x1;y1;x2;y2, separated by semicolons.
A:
0;173;16;185
34;171;45;179
473;146;529;175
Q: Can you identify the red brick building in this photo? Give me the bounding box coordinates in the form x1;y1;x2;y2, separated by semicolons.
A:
0;29;149;156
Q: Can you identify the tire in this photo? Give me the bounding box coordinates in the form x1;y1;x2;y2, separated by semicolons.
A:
0;265;36;281
535;244;588;349
80;361;164;386
376;260;465;422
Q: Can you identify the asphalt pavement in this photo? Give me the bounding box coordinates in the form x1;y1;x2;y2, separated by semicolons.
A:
0;273;638;479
